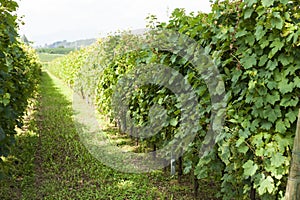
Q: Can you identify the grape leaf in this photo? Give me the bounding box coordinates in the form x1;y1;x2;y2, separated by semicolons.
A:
169;118;178;126
278;78;294;94
270;152;285;167
262;0;275;7
243;160;258;177
258;176;275;195
241;54;257;69
275;119;286;133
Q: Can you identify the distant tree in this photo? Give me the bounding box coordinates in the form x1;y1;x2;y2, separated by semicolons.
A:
21;34;30;44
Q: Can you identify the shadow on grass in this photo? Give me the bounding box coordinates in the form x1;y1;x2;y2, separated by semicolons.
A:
0;96;39;200
0;71;218;200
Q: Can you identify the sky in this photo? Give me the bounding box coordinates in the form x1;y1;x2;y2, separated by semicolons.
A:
16;0;212;46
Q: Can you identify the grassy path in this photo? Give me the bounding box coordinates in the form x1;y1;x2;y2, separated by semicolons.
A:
0;71;200;199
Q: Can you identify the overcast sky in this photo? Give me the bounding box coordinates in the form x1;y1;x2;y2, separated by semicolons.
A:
17;0;211;46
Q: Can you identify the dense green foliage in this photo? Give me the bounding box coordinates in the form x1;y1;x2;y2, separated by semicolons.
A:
48;47;89;87
0;0;41;173
187;1;299;199
47;0;300;199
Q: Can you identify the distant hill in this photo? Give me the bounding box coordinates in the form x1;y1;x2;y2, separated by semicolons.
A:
40;28;147;50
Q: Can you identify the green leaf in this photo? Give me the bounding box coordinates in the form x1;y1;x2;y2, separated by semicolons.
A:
280;95;298;107
170;54;177;64
239;128;251;138
261;121;272;130
278;54;293;66
251;132;264;148
1;93;11;106
252;97;264;108
270;152;285;167
183;160;193;174
262;0;275;7
247;0;257;6
280;0;289;4
294;77;300;88
169;118;178;126
258;55;268;66
248;80;257;89
256;148;265;157
274;134;293;152
278;78;294;94
263;105;281;123
251;119;260;131
271;12;284;30
219;143;231;165
255;25;267;41
284;65;298;76
243;160;258;178
286;110;298;123
158;97;163;105
245;35;255;46
195;157;211;179
264;143;276;157
267;81;277;90
235;29;248;38
238;144;250;154
231;70;242;84
241;54;257;69
244;8;254;19
275;119;287;133
269;38;284;58
266;91;280;105
258;176;275;195
260;39;269;49
263;109;275;122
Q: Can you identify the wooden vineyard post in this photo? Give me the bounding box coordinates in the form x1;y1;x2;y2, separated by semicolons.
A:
285;109;300;200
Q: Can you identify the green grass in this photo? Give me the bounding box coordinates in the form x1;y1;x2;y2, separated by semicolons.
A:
0;93;39;199
38;53;64;63
1;71;216;199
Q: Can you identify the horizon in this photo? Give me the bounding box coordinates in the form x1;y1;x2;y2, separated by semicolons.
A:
16;0;212;46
